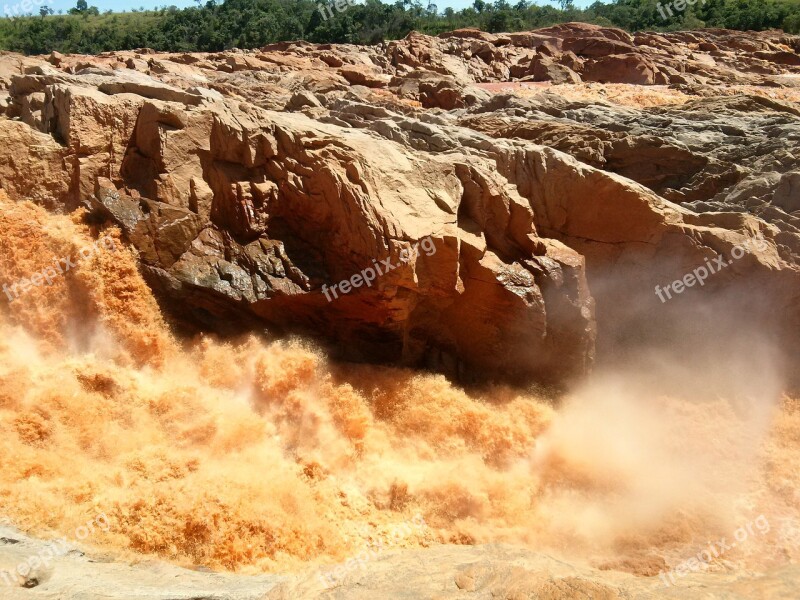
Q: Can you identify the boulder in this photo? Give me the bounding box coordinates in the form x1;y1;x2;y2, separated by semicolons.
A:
582;53;656;85
339;65;391;88
529;56;582;84
419;77;466;109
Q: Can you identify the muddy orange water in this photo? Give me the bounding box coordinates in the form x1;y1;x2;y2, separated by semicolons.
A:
0;195;798;579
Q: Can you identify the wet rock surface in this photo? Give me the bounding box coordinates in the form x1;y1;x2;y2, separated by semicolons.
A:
1;528;799;600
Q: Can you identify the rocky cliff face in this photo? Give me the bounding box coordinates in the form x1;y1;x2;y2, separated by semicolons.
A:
0;22;798;384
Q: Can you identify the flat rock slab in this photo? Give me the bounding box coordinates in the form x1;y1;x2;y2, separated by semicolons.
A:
2;526;799;599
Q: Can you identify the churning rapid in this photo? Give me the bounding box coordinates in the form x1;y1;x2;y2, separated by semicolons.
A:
0;193;798;582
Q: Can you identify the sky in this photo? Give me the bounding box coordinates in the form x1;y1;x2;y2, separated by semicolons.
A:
4;0;595;18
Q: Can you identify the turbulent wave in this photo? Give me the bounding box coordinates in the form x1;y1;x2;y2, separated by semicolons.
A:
0;194;798;577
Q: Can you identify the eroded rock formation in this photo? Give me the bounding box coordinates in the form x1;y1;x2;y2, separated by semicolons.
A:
0;23;798;383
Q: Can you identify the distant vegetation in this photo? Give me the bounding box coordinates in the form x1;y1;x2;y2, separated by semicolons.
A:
1;0;799;55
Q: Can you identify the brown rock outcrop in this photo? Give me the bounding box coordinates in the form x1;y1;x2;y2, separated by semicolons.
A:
0;24;798;385
0;58;599;384
583;53;656;85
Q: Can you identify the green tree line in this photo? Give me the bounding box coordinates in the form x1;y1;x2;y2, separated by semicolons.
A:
1;0;799;56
